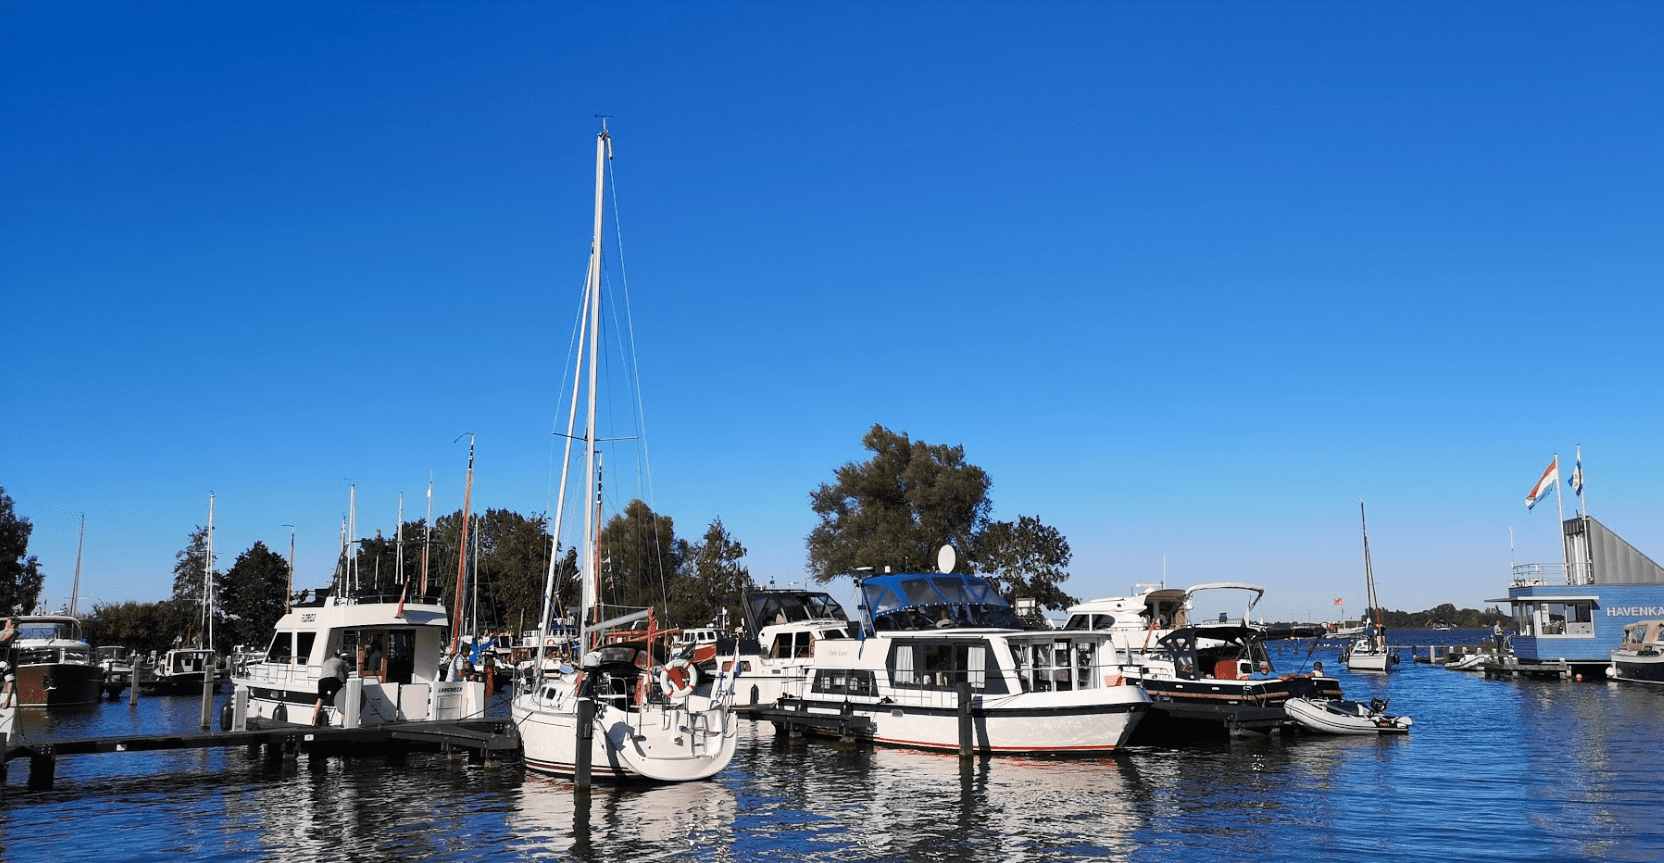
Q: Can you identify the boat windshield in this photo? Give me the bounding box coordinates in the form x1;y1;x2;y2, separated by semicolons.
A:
747;592;850;627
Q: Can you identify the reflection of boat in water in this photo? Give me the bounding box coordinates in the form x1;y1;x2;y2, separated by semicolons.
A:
717;588;856;710
1609;619;1664;684
780;559;1150;754
8;615;104;706
1285;696;1412;735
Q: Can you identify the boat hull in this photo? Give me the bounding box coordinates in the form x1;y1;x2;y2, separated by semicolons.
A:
1127;672;1342;742
1285;697;1412;735
1610;652;1664;684
512;686;737;782
14;662;105;707
786;687;1149;754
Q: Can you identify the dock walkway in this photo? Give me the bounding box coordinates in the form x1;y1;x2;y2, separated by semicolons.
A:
1;717;519;793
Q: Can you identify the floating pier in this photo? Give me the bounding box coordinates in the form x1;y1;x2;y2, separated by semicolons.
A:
1;717;519;794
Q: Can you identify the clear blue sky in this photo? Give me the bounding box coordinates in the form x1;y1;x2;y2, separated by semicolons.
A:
5;1;1662;623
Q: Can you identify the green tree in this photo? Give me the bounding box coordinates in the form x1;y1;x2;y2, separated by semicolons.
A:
171;525;224;643
806;424;992;580
474;509;556;637
83;600;179;655
675;518;754;629
597;499;682;617
219;541;292;652
972;515;1078;611
0;486;45;614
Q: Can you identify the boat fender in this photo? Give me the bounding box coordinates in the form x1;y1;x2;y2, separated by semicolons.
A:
273;703;288;724
659;658;698;701
220;701;234;732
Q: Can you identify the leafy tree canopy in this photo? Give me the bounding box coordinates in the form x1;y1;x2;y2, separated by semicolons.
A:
806;425;1077;611
0;486;45;615
598;499;682;617
972;515;1078;611
674;517;754;631
807;424;992;578
219;540;291;651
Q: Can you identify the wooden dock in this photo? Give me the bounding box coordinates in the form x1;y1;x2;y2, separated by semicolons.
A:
756;699;874;742
1;717;519;794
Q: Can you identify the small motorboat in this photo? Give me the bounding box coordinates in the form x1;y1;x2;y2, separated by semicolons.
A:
1286;696;1412;735
1446;652;1489;671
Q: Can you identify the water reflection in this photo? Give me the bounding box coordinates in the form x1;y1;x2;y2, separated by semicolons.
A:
512;772;740;862
9;659;1664;862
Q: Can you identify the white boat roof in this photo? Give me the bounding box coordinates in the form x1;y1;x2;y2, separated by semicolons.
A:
1067;582;1264;614
275;598;449;630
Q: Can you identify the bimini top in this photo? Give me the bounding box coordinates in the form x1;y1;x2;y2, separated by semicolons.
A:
860;572;1024;632
742;589;850;632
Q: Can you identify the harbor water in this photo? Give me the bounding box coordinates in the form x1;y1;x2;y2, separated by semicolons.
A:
4;633;1661;862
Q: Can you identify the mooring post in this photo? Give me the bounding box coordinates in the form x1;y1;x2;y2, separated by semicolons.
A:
956;681;973;759
200;650;216;730
129;665;140;706
28;745;55;791
574;696;594;791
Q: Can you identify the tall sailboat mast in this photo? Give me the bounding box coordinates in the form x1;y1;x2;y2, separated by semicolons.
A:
1360;499;1380;647
532;261;594;679
204;493;215;649
396;493;405;587
578;125;610;655
421;475;433;597
451;435;476;658
69;514;84;617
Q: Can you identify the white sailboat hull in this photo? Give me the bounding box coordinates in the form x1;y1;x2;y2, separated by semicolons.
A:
512;685;737;782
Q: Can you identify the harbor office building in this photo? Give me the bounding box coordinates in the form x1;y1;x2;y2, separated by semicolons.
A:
1489;516;1664;677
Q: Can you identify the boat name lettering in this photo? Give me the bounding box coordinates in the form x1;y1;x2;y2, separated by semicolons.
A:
300;614;316;623
1607;607;1664;617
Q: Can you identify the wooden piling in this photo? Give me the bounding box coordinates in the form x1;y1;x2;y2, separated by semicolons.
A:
199;651;215;729
574;696;594;791
956;681;973;759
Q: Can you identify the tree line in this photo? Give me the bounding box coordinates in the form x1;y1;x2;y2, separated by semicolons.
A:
5;423;1114;654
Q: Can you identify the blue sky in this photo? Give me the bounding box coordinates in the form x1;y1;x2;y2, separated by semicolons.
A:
5;1;1662;623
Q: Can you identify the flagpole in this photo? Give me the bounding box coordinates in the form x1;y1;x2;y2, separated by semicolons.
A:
1553;453;1567;577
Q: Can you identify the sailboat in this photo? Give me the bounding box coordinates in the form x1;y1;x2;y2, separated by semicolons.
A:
1342;500;1396;673
509;125;737;783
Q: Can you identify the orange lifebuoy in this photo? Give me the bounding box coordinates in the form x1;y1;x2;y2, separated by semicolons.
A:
658;658;698;701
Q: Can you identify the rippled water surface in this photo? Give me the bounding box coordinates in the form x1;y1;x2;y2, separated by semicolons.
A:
4;637;1662;862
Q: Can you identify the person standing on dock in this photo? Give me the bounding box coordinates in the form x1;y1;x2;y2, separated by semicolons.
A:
312;650;348;726
1493;621;1505;655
